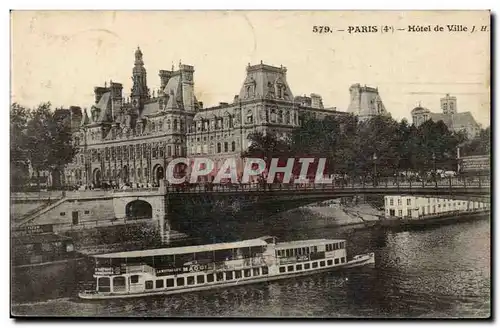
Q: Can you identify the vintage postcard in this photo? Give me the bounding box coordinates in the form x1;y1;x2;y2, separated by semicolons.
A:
10;10;491;318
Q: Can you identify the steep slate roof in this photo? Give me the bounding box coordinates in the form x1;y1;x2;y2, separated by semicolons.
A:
429;111;480;130
141;101;160;118
163;75;183;109
95;92;112;123
80;108;90;126
238;63;294;101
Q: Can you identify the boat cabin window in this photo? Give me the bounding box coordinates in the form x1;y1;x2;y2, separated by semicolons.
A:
327;260;333;266
262;267;268;275
225;271;233;280
98;277;110;293
187;276;195;285
176;277;185;286
145;280;153;290
341;257;346;263
197;275;205;284
320;261;326;267
216;272;224;281
287;265;294;272
130;275;139;283
156;279;164;289
279;267;286;273
166;278;174;287
252;268;260;276
304;263;310;270
244;269;251;277
335;258;339;265
296;264;302;271
207;274;214;283
340;242;345;249
312;262;318;268
113;277;126;292
235;270;242;279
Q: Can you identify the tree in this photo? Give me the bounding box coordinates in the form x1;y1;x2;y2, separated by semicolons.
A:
461;127;490;156
413;120;462;172
13;102;77;189
10;103;30;188
242;131;290;164
241;131;291;182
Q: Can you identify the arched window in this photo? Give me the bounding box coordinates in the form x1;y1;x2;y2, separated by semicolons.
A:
166;119;171;131
246;110;253;124
224;142;228;152
137;168;142;180
231;141;236;152
173;119;178;132
278;110;283;123
284;111;290;124
217;143;222;153
167;145;172;157
151;121;155;132
270;109;277;123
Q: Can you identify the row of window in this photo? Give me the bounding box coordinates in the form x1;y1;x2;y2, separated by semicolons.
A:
325;242;345;252
190;141;237;155
88;119;185;141
139;267;270;290
86;144;185;163
276;246;318;258
388;198;472;207
278;258;346;273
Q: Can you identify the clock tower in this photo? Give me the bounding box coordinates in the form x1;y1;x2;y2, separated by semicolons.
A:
130;47;149;113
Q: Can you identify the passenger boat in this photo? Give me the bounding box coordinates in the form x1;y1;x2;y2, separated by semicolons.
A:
78;236;375;300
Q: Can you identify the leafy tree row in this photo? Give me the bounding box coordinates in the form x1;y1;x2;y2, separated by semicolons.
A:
243;114;486;179
10;102;77;189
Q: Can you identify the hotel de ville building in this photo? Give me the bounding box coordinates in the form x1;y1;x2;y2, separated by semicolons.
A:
61;47;384;187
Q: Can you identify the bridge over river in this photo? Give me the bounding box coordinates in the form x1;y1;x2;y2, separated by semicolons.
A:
12;175;490;241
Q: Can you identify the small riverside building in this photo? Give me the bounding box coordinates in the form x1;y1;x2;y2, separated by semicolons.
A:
12;233;75;266
384;195;488;219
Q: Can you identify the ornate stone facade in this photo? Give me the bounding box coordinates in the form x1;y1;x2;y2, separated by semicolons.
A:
63;49;347;187
347;83;389;121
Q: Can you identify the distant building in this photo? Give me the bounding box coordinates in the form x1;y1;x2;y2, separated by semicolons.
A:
440;93;457;115
347;84;389;121
384;195;488;219
411;94;481;139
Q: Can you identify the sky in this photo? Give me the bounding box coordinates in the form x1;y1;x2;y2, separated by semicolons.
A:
11;10;491;126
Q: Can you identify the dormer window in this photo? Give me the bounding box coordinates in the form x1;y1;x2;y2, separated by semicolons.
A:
246;110;253;124
244;77;256;98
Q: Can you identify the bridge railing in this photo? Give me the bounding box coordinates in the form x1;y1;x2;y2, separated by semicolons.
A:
164;175;490;194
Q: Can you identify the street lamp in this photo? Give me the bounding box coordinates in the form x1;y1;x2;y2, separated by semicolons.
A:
432;152;436;174
373;153;378;186
432;152;437;187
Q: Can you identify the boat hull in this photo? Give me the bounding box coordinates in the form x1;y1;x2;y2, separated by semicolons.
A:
78;252;375;300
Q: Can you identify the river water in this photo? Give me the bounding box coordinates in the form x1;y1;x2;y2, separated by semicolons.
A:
12;212;490;318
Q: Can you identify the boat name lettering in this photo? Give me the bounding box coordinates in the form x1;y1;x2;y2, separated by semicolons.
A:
95;267;119;275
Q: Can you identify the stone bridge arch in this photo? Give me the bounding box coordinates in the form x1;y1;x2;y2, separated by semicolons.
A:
112;195;165;222
125;200;152;219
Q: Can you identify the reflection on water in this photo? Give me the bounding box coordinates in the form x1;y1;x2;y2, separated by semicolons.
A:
12;212;490;318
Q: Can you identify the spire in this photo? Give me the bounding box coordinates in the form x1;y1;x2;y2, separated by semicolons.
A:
135;46;143;63
131;46;148;100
